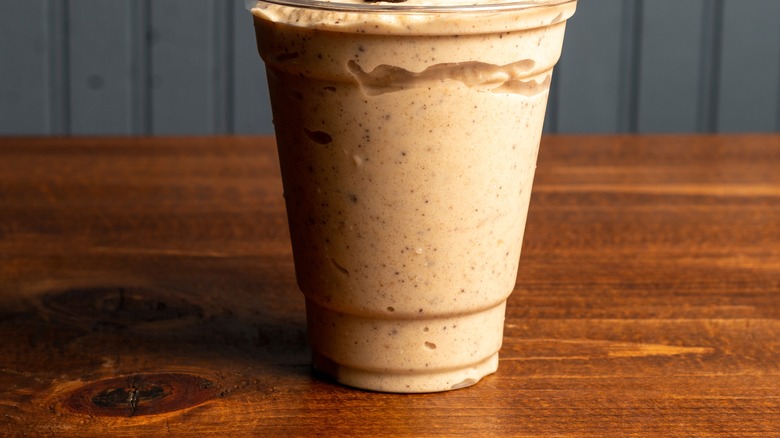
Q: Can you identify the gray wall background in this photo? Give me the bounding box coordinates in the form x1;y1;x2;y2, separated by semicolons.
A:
1;0;780;136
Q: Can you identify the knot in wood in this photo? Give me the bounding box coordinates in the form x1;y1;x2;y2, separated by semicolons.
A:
64;373;215;417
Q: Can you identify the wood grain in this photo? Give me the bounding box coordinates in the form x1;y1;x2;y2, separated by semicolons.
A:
1;135;779;436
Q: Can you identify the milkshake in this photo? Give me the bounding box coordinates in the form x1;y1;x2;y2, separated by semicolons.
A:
249;0;576;392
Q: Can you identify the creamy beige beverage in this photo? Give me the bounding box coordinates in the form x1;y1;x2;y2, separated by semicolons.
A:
249;0;576;392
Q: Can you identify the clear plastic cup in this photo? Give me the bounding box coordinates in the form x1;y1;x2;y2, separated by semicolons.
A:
248;0;576;393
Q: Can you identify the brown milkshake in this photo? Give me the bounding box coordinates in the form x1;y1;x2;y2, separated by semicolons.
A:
249;0;576;392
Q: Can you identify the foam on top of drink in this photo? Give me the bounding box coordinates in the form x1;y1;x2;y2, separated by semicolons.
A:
248;0;576;34
248;0;572;7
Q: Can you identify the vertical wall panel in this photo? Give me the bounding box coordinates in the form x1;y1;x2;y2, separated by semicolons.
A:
68;0;134;135
696;1;724;133
213;1;233;134
616;0;642;133
150;0;216;135
556;0;624;133
232;2;274;134
129;0;152;135
45;0;71;135
0;1;48;134
717;0;780;132
637;1;704;133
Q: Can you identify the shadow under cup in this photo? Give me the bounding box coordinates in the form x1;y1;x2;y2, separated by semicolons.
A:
249;0;577;392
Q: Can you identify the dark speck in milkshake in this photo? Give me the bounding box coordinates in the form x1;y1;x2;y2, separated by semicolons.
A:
304;129;333;145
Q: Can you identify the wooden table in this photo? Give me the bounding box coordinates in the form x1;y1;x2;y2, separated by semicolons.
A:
1;135;779;436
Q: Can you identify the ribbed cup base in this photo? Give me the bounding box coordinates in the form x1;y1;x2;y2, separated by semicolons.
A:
312;351;499;393
306;300;506;393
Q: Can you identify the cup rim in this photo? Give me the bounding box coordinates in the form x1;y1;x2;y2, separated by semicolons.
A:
247;0;575;13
